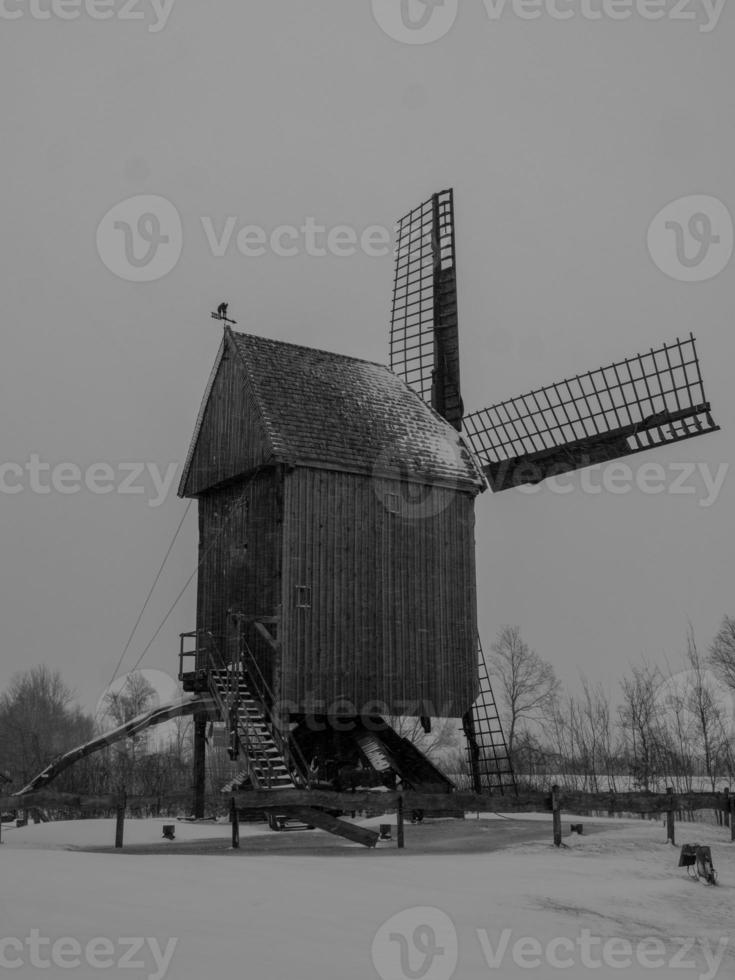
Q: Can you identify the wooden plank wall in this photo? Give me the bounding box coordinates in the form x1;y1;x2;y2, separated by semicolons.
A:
183;344;273;497
279;467;479;717
196;470;283;688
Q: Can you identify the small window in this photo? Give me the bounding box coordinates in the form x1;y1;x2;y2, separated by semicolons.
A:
384;492;399;514
295;586;312;609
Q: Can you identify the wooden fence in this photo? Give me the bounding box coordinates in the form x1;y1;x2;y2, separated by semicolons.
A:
2;786;733;850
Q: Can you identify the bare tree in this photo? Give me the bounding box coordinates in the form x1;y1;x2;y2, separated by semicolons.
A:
657;661;696;793
102;672;157;727
567;677;619;792
710;615;735;691
0;666;94;786
489;625;560;758
100;672;158;795
684;627;732;791
618;661;666;791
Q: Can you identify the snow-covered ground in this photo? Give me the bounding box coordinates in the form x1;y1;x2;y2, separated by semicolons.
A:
1;814;732;979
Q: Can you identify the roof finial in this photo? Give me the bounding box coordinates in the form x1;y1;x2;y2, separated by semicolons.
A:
211;301;237;327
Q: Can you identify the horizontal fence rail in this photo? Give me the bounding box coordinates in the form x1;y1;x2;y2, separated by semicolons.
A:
3;786;733;849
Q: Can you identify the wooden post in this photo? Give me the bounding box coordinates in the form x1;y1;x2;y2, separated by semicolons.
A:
723;788;730;830
730;793;735;843
115;797;126;849
666;787;675;846
230;797;239;850
397;795;405;850
552;785;562;847
193;714;207;819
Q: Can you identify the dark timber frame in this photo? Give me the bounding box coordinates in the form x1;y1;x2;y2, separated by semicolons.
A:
390;189;463;430
464;333;720;491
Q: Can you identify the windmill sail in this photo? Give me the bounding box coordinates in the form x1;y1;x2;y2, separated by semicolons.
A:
390;189;463;429
464;334;719;492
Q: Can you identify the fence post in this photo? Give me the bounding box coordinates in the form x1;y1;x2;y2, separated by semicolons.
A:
730;792;735;843
230;797;240;850
115;795;126;849
723;788;730;831
552;785;562;847
397;795;405;850
666;787;675;846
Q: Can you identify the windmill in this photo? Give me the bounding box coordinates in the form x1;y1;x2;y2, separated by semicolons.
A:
13;189;720;838
175;189;718;815
387;188;720;792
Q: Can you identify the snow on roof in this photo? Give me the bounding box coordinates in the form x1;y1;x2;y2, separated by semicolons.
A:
180;330;485;494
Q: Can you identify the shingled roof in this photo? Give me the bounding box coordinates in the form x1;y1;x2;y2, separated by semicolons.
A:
179;329;486;496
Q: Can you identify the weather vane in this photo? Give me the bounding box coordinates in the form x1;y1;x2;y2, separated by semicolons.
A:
211;301;237;326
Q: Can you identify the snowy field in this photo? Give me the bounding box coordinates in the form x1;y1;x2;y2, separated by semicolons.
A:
1;814;733;979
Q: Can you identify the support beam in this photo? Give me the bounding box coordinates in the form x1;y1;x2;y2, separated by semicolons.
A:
193;714;207;818
115;798;125;849
230;797;240;849
289;808;379;848
552;785;562;847
666;787;676;845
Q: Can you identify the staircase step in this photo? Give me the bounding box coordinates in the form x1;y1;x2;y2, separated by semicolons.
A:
208;666;299;792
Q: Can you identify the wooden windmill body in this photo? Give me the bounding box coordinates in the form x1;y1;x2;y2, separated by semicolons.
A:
179;331;484;720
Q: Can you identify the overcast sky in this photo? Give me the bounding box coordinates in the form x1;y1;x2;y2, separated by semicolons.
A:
1;1;733;714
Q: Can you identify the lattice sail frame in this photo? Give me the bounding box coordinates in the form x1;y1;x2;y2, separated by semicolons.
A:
390;189;462;428
464;334;719;492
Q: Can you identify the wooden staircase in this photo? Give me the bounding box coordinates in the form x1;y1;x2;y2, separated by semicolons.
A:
208;667;295;789
208;665;378;847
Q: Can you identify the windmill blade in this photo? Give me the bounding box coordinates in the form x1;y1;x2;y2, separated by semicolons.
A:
464;334;719;492
390;188;463;429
